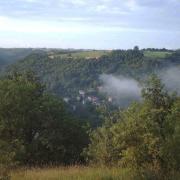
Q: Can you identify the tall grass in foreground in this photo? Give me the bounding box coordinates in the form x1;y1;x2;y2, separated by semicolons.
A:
10;166;180;180
11;166;135;180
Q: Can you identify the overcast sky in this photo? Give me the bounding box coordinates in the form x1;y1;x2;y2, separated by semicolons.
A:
0;0;180;49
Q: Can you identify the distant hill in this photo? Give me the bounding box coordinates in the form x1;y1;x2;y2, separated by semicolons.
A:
1;47;180;125
0;48;47;69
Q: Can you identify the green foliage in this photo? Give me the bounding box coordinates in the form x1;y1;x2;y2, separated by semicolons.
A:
0;72;88;166
11;166;137;180
0;140;17;180
144;51;171;59
3;48;180;94
3;48;179;126
0;48;45;70
6;48;179;99
54;50;110;59
0;48;179;179
85;76;180;179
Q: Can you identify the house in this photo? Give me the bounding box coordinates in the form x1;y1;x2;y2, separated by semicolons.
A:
92;96;98;102
63;97;70;103
87;96;92;102
79;90;85;96
108;97;113;102
49;55;55;59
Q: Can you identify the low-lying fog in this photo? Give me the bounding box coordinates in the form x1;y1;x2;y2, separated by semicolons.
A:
99;67;180;106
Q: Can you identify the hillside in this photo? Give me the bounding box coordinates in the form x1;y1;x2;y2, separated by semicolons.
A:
0;48;47;70
1;47;180;124
0;48;180;180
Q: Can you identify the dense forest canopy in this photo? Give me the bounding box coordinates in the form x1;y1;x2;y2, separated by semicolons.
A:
0;72;88;166
1;47;179;125
0;47;179;179
85;75;180;179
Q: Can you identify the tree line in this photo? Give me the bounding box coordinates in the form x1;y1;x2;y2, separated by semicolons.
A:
85;75;180;179
0;72;88;168
5;48;180;125
0;68;180;179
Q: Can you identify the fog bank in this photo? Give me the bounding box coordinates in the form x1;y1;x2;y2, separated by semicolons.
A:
159;67;180;94
99;74;141;106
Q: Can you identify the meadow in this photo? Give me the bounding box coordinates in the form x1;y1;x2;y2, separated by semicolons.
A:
49;50;111;59
11;167;134;180
143;50;172;58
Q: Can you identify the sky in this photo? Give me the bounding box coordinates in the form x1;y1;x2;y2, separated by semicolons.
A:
0;0;180;49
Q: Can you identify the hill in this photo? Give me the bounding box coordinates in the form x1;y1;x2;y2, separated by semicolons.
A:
2;47;180;124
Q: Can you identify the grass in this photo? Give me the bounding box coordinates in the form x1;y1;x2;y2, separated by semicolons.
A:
11;166;134;180
144;51;172;58
9;166;180;180
69;50;110;59
49;50;111;59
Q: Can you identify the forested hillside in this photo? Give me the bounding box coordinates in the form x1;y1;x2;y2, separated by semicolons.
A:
0;72;179;180
3;47;180;125
0;48;180;179
6;47;179;96
0;48;50;71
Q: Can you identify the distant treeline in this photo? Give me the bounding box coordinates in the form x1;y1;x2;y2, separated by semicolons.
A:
2;47;179;125
0;47;180;179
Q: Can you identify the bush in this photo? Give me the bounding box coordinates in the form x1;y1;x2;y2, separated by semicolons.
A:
85;76;180;177
0;72;89;166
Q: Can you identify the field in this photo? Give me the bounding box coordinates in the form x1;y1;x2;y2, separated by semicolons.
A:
144;50;172;58
10;166;180;180
48;50;111;59
11;166;134;180
69;50;110;58
48;50;172;60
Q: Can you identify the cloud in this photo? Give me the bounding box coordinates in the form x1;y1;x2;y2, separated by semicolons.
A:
0;16;89;33
95;5;107;12
159;67;180;94
0;16;119;33
99;67;180;107
23;0;40;2
99;74;142;106
2;15;176;34
0;0;179;48
94;4;129;15
135;0;175;8
70;0;87;6
125;0;139;11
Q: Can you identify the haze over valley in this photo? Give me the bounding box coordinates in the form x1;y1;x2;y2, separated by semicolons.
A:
0;0;180;179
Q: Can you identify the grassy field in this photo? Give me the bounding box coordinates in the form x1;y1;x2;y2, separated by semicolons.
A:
11;166;134;180
49;50;172;60
69;50;110;58
49;50;111;59
144;51;172;58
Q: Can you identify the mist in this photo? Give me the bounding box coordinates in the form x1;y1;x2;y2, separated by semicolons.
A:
159;67;180;94
99;74;142;106
99;66;180;106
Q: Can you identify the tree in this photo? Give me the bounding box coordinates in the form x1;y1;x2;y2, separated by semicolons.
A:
0;72;88;166
85;75;180;178
133;46;139;51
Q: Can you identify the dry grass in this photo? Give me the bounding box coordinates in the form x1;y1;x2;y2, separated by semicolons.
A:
11;166;134;180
